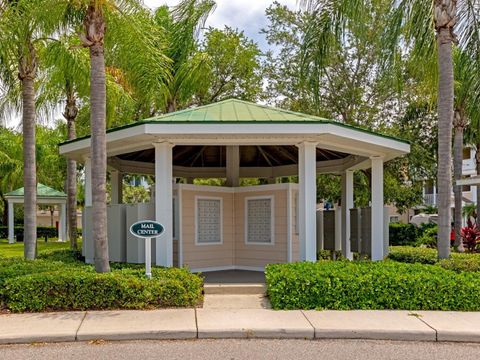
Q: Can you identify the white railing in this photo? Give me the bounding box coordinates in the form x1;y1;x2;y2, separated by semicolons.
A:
423;194;436;206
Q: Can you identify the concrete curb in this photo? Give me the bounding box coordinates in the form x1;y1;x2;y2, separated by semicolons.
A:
0;309;479;345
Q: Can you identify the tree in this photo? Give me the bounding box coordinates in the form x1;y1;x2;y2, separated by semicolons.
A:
60;0;170;272
197;27;263;104
452;49;480;252
299;0;480;259
387;1;480;259
40;37;90;250
263;1;429;212
0;128;23;226
0;0;62;259
152;0;215;113
0;125;66;229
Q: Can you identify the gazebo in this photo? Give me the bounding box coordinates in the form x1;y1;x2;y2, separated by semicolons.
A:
5;183;67;244
59;99;410;271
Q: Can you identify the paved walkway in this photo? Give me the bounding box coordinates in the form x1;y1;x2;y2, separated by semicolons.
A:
1;307;480;344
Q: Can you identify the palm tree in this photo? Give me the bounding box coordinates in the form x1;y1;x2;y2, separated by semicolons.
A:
300;0;480;259
153;0;215;113
60;0;170;272
0;0;61;259
452;49;480;252
40;37;90;250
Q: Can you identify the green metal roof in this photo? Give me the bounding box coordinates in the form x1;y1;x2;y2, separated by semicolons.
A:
59;99;410;146
143;99;331;122
5;183;67;198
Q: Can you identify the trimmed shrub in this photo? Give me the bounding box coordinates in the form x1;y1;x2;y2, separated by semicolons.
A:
2;268;202;312
265;261;480;310
438;255;480;273
37;249;84;263
0;251;203;312
388;246;437;264
388;246;480;272
0;226;82;239
389;223;418;246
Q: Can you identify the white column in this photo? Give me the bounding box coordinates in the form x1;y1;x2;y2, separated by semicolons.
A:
341;170;354;260
8;201;14;244
473;184;478;207
154;142;174;267
371;156;384;261
111;170;123;204
58;203;66;242
433;182;437;206
297;141;317;262
422;181;426;204
84;157;92;207
226;145;240;187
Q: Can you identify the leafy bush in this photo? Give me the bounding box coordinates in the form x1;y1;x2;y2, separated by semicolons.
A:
389;246;480;272
438;255;480;273
389;223;418;246
0;226;82;239
388;246;437;264
37;249;84;263
460;219;480;252
0;251;203;312
265;261;480;310
416;225;438;248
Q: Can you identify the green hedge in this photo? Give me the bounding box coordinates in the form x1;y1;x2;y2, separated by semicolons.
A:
389;246;480;272
388;223;437;247
0;226;82;239
389;223;418;246
265;261;480;310
0;252;203;312
388;246;438;264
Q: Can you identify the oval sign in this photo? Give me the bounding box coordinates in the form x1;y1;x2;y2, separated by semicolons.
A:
129;220;165;239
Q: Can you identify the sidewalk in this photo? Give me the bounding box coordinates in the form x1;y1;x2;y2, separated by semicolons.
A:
1;306;480;344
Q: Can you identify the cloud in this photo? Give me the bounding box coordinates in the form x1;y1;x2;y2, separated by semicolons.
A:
144;0;298;49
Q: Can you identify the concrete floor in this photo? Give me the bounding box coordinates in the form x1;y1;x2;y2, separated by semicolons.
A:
201;270;265;284
203;294;271;309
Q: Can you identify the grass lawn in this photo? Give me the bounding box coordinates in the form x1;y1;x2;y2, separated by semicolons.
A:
0;238;75;258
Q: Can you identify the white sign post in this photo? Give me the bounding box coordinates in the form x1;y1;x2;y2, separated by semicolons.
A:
129;220;165;279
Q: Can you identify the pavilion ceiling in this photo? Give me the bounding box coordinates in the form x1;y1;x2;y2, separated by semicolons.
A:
117;145;349;168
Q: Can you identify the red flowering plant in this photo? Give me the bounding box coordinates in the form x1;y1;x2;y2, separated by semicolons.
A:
460;219;480;253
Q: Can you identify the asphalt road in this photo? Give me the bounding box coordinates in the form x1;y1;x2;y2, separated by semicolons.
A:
1;339;480;360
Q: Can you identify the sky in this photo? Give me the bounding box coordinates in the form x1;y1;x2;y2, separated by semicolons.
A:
143;0;298;50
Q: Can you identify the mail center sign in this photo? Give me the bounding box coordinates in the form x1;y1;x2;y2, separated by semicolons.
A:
129;220;165;279
130;221;164;238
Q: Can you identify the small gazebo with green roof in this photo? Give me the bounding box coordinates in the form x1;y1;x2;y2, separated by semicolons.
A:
59;99;410;270
5;183;67;244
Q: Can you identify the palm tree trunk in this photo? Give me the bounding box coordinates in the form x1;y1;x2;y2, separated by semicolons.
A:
83;5;110;272
1;194;7;227
64;85;78;250
19;44;37;259
453;109;465;252
435;23;455;259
